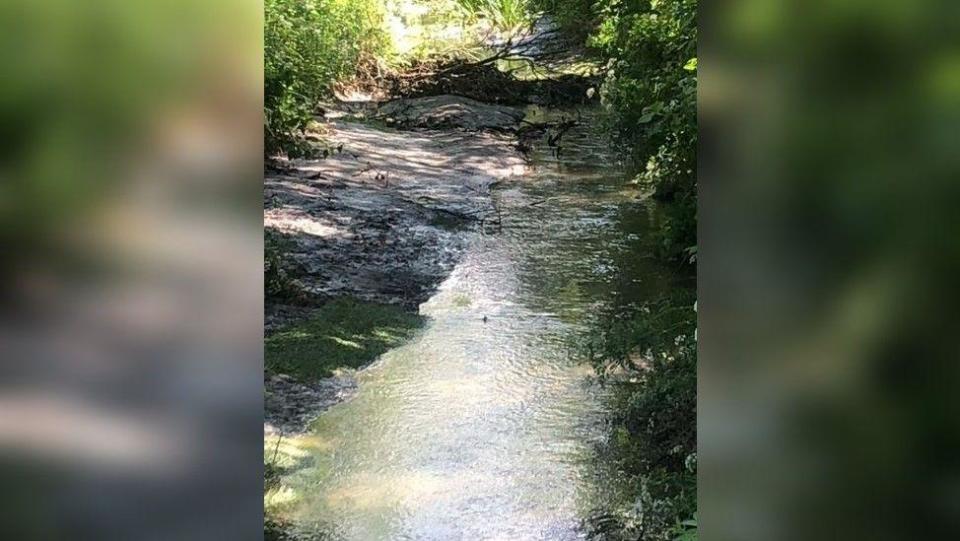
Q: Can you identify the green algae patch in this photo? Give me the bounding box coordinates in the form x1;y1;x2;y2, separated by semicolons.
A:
266;299;425;381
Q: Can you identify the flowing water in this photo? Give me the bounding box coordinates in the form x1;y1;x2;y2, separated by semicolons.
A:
274;112;685;540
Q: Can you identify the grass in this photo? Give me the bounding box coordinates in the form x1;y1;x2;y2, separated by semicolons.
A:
265;298;426;381
454;0;530;30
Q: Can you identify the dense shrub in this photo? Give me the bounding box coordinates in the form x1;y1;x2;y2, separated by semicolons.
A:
586;294;697;540
591;0;697;262
264;230;298;300
264;0;388;155
612;337;696;540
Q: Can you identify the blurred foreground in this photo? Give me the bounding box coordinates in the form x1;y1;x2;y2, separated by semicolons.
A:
0;1;263;539
700;1;960;539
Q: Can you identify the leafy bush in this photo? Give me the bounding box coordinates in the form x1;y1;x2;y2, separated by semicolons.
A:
591;0;697;262
586;294;697;541
670;514;698;541
264;0;388;154
265;230;299;300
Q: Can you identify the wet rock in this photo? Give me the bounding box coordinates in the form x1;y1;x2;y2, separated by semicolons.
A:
379;95;525;131
264;371;358;435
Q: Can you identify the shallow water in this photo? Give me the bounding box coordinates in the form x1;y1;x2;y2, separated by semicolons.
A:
273;114;683;540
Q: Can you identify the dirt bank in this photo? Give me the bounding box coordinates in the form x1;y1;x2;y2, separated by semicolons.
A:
266;98;527;307
264;95;529;433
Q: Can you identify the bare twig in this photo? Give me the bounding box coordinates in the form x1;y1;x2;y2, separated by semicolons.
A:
270;431;283;466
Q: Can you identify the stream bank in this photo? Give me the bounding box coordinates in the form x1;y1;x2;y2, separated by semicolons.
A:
264;94;531;434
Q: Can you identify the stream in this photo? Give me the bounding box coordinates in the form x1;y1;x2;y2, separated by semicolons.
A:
270;108;686;540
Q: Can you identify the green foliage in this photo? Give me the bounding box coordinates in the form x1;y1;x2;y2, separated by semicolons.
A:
456;0;531;30
670;514;698;541
265;298;424;381
264;0;388;154
585;293;697;540
653;189;697;264
594;0;697;262
265;230;300;300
